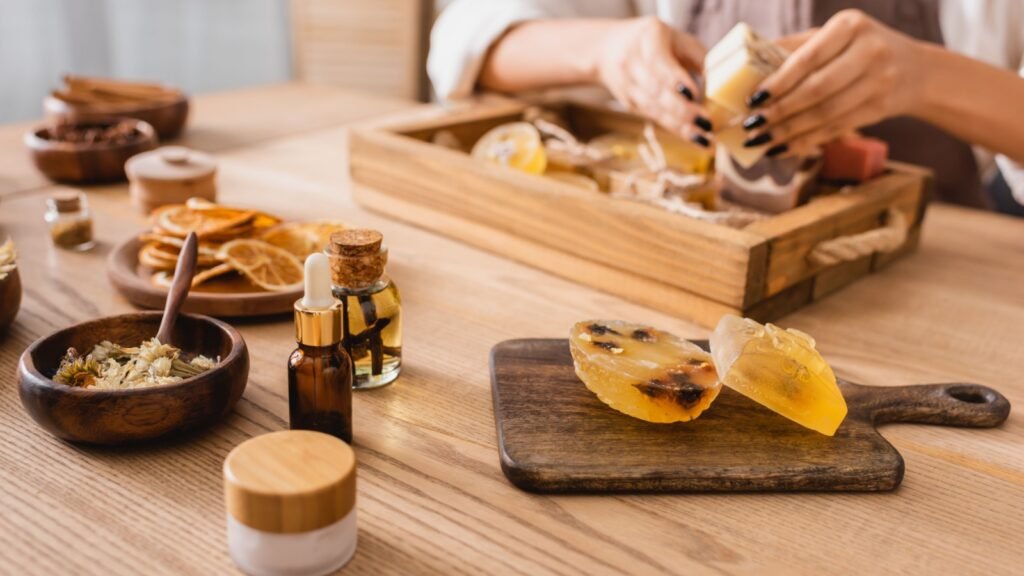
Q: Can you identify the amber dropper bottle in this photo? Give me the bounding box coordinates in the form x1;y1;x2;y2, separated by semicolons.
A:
326;229;402;390
289;253;353;443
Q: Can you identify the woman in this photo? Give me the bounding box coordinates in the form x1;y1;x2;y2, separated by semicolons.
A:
429;0;1024;212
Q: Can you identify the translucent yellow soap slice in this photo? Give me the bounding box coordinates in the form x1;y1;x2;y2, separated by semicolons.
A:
471;122;547;174
710;315;848;435
569;321;722;423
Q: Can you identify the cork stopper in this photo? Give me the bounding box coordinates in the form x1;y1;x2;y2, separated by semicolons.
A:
49;191;83;213
327;229;387;289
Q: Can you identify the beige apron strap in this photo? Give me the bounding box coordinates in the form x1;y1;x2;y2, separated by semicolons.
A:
807;208;908;266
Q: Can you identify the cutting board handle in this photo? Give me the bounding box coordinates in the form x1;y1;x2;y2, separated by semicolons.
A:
848;382;1011;427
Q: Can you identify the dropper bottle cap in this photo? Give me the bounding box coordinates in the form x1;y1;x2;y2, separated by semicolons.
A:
294;253;342;347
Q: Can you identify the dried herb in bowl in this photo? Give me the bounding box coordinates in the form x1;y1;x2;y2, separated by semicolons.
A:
54;338;217;390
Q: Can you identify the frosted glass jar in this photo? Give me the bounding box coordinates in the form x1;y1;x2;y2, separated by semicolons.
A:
224;430;357;576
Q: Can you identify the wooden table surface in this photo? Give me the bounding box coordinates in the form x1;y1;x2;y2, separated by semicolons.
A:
0;84;1021;576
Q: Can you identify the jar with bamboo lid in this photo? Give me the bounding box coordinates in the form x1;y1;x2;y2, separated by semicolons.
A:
125;145;217;214
223;430;357;575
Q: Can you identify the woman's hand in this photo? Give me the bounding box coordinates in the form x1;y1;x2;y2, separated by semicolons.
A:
595;17;713;147
740;10;925;157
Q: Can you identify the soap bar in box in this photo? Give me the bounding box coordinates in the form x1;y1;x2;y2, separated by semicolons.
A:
820;136;888;182
717;146;821;213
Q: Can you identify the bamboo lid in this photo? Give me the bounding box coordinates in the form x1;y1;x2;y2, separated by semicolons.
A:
224;430;356;534
126;146;217;182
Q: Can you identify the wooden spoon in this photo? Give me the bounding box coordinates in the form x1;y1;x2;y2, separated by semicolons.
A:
156;231;198;345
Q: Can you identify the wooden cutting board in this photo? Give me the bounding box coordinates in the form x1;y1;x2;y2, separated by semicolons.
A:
490;339;1011;493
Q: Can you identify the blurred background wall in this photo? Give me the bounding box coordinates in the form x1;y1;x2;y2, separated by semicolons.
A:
0;0;441;123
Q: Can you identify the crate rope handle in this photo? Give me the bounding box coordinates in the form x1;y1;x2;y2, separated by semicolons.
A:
808;208;908;266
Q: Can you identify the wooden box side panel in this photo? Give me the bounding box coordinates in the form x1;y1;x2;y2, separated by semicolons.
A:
349;128;765;308
747;169;927;298
353;183;742;327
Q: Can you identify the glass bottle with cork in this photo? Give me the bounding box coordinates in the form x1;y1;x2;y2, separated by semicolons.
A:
289;253;353;443
44;191;94;251
326;229;402;390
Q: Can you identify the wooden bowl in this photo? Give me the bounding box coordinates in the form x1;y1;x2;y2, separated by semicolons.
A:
0;267;21;332
17;311;249;445
24;118;158;184
45;92;189;140
108;236;301;317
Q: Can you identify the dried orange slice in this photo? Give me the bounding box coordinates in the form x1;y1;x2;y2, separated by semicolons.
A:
471;122;547;174
569;320;722;423
138;242;178;270
152;263;234;289
184;198;279;231
217;239;303;292
261;220;347;258
154;205;255;238
138;233;221;257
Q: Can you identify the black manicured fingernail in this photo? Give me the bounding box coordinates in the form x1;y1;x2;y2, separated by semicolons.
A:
691;134;710;148
694;115;713;131
677;85;694;101
747;90;770;108
743;132;773;148
766;144;789;157
742;114;766;130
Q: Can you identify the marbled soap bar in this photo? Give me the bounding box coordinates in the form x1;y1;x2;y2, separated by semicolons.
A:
716;145;820;213
820;136;889;182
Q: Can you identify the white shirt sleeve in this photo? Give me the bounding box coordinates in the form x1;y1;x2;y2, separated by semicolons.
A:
427;0;635;101
941;0;1024;205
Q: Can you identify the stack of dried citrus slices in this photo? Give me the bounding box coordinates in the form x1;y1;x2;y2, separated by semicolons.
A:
139;198;345;292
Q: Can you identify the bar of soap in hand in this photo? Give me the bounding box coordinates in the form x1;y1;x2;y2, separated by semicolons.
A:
705;23;788;115
820;136;889;182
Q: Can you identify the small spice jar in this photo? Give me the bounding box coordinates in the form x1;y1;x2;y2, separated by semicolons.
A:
44;191;94;251
224;430;357;576
125;145;217;214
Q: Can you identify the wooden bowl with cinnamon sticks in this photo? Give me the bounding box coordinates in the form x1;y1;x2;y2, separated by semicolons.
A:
44;75;189;140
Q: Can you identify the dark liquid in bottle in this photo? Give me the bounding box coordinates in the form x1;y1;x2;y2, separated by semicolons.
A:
288;343;353;443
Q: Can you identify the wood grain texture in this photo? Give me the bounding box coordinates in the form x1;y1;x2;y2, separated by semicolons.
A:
490;338;1010;493
0;85;1022;576
291;0;430;100
17;312;248;445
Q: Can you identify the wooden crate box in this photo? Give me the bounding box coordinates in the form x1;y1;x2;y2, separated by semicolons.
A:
348;98;930;327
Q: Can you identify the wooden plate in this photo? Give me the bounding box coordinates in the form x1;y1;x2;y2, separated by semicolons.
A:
108;236;300;318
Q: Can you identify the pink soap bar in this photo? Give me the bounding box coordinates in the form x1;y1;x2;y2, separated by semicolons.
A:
820;136;888;182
